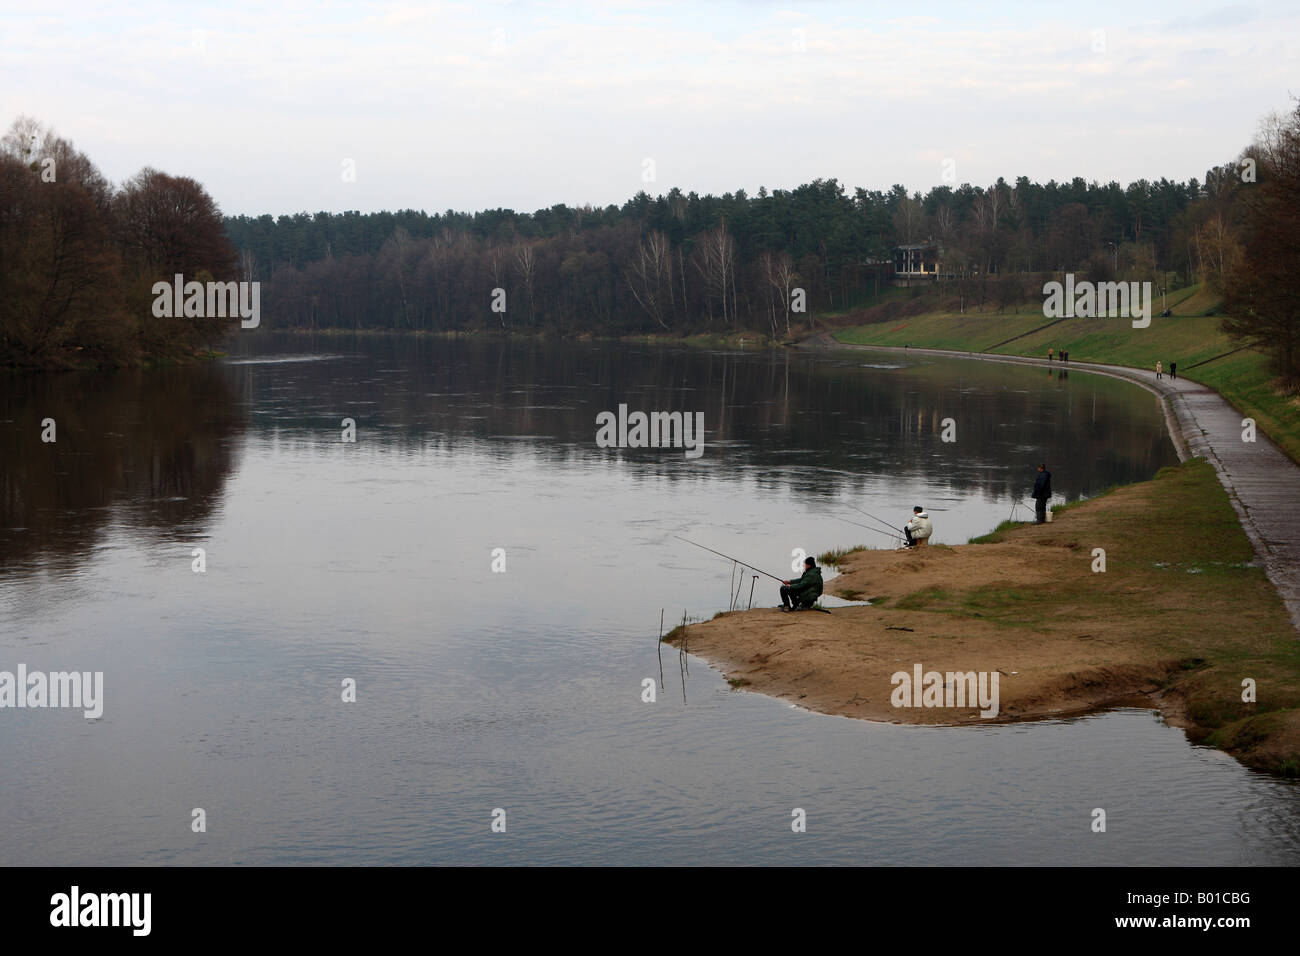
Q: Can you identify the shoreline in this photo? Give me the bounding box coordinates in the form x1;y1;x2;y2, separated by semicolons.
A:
800;333;1196;462
667;340;1300;776
803;333;1300;630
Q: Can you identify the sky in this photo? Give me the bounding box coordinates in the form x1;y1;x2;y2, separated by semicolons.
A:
1;1;1296;217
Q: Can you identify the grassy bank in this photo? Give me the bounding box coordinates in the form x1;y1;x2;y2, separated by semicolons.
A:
668;458;1300;775
831;285;1300;464
961;459;1300;774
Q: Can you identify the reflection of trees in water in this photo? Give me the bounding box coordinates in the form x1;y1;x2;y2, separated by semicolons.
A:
243;334;1177;503
0;367;245;573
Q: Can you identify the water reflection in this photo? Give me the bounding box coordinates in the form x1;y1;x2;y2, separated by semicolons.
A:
5;334;1270;868
0;367;246;574
225;333;1177;505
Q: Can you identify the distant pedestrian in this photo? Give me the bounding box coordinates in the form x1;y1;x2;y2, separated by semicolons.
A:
1156;360;1163;379
1170;361;1177;380
1048;348;1054;362
1032;463;1052;524
1062;349;1069;363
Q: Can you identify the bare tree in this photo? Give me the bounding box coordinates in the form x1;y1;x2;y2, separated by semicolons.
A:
763;251;798;337
381;226;415;327
512;242;537;325
692;220;736;327
624;230;673;329
1224;102;1300;382
891;196;924;246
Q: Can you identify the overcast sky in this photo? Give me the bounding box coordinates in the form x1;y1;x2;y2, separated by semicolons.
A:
2;1;1296;217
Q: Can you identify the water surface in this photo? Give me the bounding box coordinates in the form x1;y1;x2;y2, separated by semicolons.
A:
1;335;1295;865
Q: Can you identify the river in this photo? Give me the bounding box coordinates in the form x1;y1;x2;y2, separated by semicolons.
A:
1;334;1296;864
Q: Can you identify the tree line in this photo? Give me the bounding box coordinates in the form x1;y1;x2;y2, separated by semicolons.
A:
0;117;238;368
3;102;1297;383
223;102;1294;383
227;174;1220;338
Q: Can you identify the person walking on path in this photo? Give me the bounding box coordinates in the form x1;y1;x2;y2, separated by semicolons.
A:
1156;360;1163;379
1048;348;1054;362
1170;361;1177;380
1032;463;1052;524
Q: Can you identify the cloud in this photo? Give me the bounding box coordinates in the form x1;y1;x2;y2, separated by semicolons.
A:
1;0;1296;214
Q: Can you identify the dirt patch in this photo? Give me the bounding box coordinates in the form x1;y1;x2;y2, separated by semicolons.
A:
665;461;1300;775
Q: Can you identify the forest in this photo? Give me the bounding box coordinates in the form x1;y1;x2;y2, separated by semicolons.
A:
225;172;1225;337
2;102;1297;382
223;104;1296;388
0;117;238;368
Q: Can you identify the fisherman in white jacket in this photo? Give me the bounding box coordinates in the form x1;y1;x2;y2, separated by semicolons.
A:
903;506;932;547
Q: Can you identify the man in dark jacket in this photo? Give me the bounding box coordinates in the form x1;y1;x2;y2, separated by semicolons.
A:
1032;463;1052;524
780;557;823;611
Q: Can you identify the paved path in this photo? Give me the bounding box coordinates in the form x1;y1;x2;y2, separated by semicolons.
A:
803;334;1300;633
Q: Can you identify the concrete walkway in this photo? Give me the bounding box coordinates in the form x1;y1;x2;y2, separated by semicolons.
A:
803;334;1300;633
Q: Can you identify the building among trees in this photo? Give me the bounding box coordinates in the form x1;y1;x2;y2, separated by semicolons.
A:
893;240;942;283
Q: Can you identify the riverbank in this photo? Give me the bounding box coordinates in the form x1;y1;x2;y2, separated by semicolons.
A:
804;334;1300;634
826;287;1300;465
665;459;1300;775
1;346;230;373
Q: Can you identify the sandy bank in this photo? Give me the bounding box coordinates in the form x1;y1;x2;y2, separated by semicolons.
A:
666;461;1300;774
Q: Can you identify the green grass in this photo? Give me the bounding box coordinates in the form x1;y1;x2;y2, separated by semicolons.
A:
836;309;1234;367
962;584;1033;609
814;284;926;322
675;456;1300;774
1051;486;1121;516
832;284;1300;464
894;586;952;610
892;581;1040;626
819;545;867;566
968;520;1032;544
911;460;1284;629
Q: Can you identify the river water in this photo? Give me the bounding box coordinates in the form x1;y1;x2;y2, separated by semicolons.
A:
1;334;1296;865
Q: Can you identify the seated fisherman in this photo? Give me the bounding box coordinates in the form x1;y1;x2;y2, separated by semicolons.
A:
780;556;823;611
903;506;932;547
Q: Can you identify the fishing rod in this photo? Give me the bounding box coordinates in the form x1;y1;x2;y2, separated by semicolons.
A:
836;515;903;542
674;536;787;583
850;505;906;534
